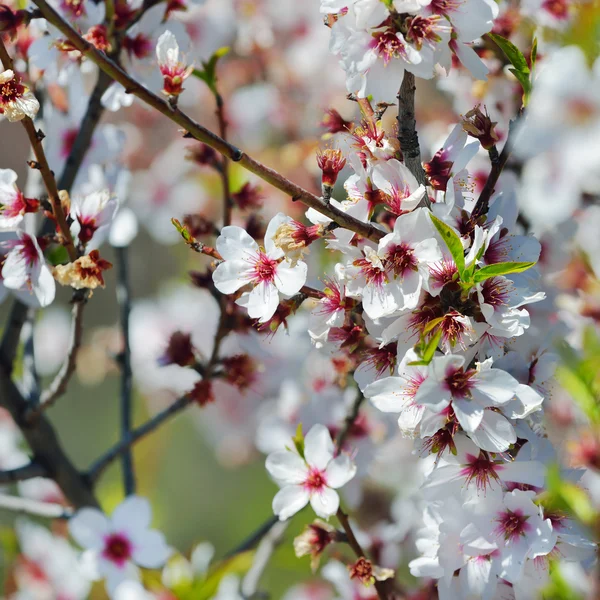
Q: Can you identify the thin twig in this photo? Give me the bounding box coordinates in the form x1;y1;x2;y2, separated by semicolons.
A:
0;493;72;519
0;302;29;372
21;308;40;404
396;72;428;190
215;92;233;227
470;117;518;221
241;520;289;598
29;0;384;243
87;394;193;483
26;297;86;422
336;392;365;452
223;515;280;558
116;246;135;496
0;463;47;483
0;37;77;261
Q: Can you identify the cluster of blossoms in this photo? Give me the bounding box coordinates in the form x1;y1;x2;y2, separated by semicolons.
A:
0;0;598;598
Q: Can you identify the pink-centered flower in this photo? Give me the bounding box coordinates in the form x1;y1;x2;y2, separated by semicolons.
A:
70;189;118;246
266;424;356;520
1;230;55;307
68;496;171;598
0;169;39;229
212;221;308;323
0;69;39;122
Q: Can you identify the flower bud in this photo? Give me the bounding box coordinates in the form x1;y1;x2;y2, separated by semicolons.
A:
189;380;215;407
316;148;346;198
221;354;257;391
232;182;264;211
183;214;214;238
186;143;220;168
156;30;192;98
83;25;111;52
320;108;352;135
348;557;394;586
159;331;197;367
461;105;499;150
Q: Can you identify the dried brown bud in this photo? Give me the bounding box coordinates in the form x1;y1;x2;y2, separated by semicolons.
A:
461;105;499;150
186;143;220;167
221;354;258;391
53;250;112;290
159;331;196;367
188;379;215;407
232;182;264;211
183;213;214;237
348;557;394;587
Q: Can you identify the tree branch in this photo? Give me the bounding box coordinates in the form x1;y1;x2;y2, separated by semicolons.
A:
29;0;384;243
0;463;47;483
396;72;428;190
115;246;135;495
86;394;193;483
26;297;86;422
0;37;77;261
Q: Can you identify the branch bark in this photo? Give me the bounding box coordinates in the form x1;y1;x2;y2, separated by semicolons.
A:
29;0;384;243
0;463;47;483
396;72;427;190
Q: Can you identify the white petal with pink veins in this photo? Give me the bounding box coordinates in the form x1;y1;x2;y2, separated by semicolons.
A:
266;451;308;485
324;453;356;489
112;496;152;536
237;280;279;322
272;485;310;521
69;508;111;550
453;397;485;432
304;424;335;471
212;260;252;294
474;368;519;404
273;260;307;296
309;487;339;519
130;529;172;568
216;225;259;261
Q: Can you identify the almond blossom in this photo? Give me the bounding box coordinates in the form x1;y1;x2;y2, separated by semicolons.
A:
0;168;39;229
0;69;40;122
212;220;308;323
266;424;356;520
156;30;193;97
68;496;171;597
1;230;55;307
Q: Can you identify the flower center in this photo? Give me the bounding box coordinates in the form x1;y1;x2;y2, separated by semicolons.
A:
0;77;24;106
445;366;475;397
459;452;500;491
384;243;417;278
102;533;133;567
495;509;530;542
542;0;569;19
430;0;462;15
353;257;386;287
370;31;406;66
250;251;278;284
304;467;327;492
481;277;511;307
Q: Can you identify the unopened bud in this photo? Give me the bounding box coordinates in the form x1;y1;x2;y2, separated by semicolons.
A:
232;182;264;211
221;354;257;391
158;331;196;367
317;148;346;198
189;379;215;407
320;108;352;135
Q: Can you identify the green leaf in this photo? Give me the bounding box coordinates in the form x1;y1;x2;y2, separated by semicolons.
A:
422;329;443;364
473;261;536;283
430;214;465;278
46;244;69;266
192;47;230;97
292;422;305;459
487;33;532;103
556;364;600;424
192;551;255;600
488;33;529;73
530;36;538;70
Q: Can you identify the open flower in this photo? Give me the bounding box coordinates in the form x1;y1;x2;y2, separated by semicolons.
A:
1;230;55;307
156;30;192;97
0;69;40;122
212;222;308;323
0;168;39;229
266;424;356;520
68;496;171;597
70;189;118;246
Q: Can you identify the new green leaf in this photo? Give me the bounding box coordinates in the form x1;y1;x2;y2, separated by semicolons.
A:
430;214;465;277
487;33;532;103
473;261;536;283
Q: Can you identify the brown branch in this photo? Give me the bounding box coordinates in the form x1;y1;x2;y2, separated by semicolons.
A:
215;92;233;227
26;297;86;422
29;0;384;243
0;369;98;508
396;72;427;190
470;118;518;222
336;392;364;452
86;394;193;483
0;37;77;261
0;463;47;483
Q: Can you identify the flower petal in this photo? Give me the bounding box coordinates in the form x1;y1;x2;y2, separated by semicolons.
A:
272;485;310;520
304;424;335;471
265;450;308;485
216;226;258;261
69;508;111;550
309;487;339;519
274;260;307;296
131;529;172;568
324;453;356;489
112;496;152;536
